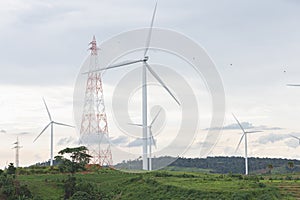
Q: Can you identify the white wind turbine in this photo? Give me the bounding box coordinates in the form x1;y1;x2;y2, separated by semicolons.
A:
33;98;74;166
129;109;161;171
232;114;262;175
84;2;180;170
290;135;300;145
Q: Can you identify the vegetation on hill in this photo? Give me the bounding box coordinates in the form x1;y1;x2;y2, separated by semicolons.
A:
0;163;32;200
115;156;300;174
17;169;297;200
55;146;92;174
2;147;299;199
1;164;299;199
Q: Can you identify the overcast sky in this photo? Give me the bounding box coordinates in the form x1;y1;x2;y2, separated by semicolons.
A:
1;0;300;168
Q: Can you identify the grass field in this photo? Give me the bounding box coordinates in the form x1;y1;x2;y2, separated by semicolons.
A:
16;169;300;200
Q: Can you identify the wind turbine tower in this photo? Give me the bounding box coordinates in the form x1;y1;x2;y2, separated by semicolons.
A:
34;98;74;166
80;36;113;167
13;137;22;168
84;3;180;170
232;114;262;175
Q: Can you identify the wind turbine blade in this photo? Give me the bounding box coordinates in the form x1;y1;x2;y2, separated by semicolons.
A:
128;123;143;127
82;59;143;74
150;108;162;126
150;129;157;148
33;122;51;142
53;122;75;128
232;113;246;133
287;84;300;86
144;2;157;57
246;130;263;134
145;62;180;106
290;135;300;140
235;134;245;153
43;98;52;121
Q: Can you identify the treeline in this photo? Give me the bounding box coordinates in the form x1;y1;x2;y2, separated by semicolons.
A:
115;156;300;174
171;156;300;174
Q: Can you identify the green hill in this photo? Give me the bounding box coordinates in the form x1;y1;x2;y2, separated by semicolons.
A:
14;169;300;200
5;156;298;199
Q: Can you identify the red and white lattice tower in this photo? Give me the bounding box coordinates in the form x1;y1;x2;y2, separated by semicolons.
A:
80;36;113;167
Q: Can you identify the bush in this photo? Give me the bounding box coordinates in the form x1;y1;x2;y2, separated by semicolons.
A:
70;191;93;200
232;192;251;200
229;174;243;180
7;163;16;175
17;184;32;198
258;182;266;188
64;175;76;199
76;181;96;196
285;175;292;180
153;171;172;177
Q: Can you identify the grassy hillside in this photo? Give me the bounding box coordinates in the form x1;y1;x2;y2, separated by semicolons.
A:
16;169;300;200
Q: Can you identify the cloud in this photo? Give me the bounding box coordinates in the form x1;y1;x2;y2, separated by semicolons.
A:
285;138;300;149
255;125;283;131
111;135;129;146
206;122;283;131
224;122;254;130
17;132;30;135
57;136;77;146
0;129;6;133
257;133;290;144
284;133;300;148
223;146;236;155
79;133;111;146
34;154;42;161
127;138;144;147
78;134;131;147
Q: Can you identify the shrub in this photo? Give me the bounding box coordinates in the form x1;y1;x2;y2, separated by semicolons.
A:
70;191;93;200
285;175;292;180
64;175;76;199
229;174;243;180
76;181;96;196
258;182;266;188
7;163;16;175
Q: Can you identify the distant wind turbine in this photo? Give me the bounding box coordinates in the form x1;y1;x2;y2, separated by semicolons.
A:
33;98;74;166
290;135;300;145
232;113;262;175
129;109;161;171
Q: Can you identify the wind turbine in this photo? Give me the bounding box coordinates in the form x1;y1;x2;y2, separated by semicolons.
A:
232;114;262;175
84;2;180;170
129;109;161;170
290;135;300;144
33;98;74;166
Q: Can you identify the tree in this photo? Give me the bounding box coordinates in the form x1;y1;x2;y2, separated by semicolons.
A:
55;146;92;174
287;161;294;173
7;163;16;175
267;164;273;174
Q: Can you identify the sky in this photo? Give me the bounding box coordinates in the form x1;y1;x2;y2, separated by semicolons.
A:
1;0;300;168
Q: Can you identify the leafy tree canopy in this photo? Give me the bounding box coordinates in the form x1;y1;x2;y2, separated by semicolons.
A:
55;146;92;174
